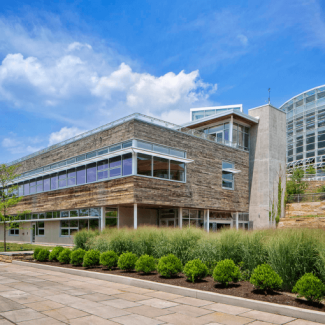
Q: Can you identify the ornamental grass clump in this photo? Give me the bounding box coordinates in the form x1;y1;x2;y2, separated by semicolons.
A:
118;252;138;271
70;248;86;266
49;246;64;261
58;248;71;264
33;247;42;260
157;254;182;278
250;264;283;292
292;273;325;303
213;259;241;286
183;259;208;283
83;250;100;268
100;251;119;270
36;249;50;262
135;255;156;274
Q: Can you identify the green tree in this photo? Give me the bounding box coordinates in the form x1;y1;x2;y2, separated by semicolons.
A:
286;168;307;195
0;164;26;252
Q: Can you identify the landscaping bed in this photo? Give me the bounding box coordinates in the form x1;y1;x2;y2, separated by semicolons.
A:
29;259;325;313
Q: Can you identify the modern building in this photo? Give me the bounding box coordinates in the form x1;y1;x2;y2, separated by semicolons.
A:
0;103;285;245
280;85;325;176
190;104;243;121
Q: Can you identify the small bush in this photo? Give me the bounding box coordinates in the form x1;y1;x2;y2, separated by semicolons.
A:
292;273;325;303
135;255;156;274
157;254;182;278
58;248;71;264
183;259;208;283
36;249;50;262
250;264;283;291
100;251;119;269
213;259;241;286
33;247;42;260
74;229;99;250
49;246;64;261
70;248;86;266
118;252;138;271
83;250;100;268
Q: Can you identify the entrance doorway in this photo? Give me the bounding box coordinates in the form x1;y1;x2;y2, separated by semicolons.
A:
159;218;176;227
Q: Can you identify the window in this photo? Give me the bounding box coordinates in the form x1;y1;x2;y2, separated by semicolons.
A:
105;208;118;228
36;178;43;193
60;219;98;236
43;176;50;191
222;161;234;190
182;209;204;228
109;157;121;177
30;180;36;194
122;153;132;176
77;166;86;185
86;163;96;183
51;174;58;190
23;182;29;195
170;160;185;181
9;225;19;236
137;153;152;176
97;160;108;180
36;221;45;236
153;157;169;179
67;169;76;186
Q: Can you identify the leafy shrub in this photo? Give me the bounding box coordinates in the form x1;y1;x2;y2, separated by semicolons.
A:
74;229;99;250
36;249;50;262
250;264;283;291
135;255;156;274
83;250;100;268
118;252;138;271
49;246;64;261
292;273;325;303
58;248;71;264
33;247;42;260
70;248;86;266
183;259;208;283
157;254;182;278
100;251;119;269
213;259;241;286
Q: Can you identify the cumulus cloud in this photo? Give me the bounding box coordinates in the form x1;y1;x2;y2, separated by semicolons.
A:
49;127;84;146
1;137;43;155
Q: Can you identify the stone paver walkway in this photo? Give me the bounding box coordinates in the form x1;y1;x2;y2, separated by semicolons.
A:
0;262;322;325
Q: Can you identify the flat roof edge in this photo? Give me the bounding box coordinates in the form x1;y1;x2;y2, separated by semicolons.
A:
248;104;285;114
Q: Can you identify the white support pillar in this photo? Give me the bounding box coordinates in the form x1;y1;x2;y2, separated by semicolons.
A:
178;208;182;229
134;204;137;229
206;209;210;233
132;151;137;175
229;115;234;146
236;212;239;230
100;207;105;231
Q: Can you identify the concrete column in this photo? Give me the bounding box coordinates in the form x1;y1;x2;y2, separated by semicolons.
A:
229;115;234;146
100;207;105;231
206;209;210;233
134;204;137;229
178;208;182;229
236;212;239;230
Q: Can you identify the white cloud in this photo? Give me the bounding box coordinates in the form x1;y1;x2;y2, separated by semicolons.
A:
1;137;43;155
67;42;92;52
49;127;84;146
237;34;248;46
2;138;20;148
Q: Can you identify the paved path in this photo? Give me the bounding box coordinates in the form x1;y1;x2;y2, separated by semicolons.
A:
0;262;321;325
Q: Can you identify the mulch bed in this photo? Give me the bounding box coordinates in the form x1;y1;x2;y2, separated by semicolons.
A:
29;260;325;313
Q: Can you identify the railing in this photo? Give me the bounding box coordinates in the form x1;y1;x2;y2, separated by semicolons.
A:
287;192;325;203
6;112;248;167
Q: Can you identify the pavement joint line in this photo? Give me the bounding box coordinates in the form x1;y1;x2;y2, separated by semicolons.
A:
11;260;325;324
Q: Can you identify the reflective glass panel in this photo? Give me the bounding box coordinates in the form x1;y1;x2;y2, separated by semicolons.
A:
110;168;121;177
170;160;185;181
90;208;101;216
24;182;29;195
122;153;132;175
153;157;169;179
79;209;89;216
110;156;121;168
89;219;99;230
137;154;152;176
77;166;86;185
51;175;58;190
43;177;50;191
87;163;96;183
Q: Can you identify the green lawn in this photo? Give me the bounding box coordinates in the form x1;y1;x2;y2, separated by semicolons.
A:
0;243;56;252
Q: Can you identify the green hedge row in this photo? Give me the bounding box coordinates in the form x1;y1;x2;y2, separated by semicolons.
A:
34;247;325;303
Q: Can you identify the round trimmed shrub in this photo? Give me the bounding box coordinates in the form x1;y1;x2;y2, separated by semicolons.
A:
83;250;100;268
33;247;42;260
213;259;241;286
49;246;64;261
135;255;156;274
58;248;71;264
157;254;182;278
36;249;50;262
250;264;283;291
100;251;119;269
183;259;208;283
118;252;138;271
292;273;325;303
70;248;86;266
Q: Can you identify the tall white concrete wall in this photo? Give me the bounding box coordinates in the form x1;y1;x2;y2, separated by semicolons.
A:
0;222;32;243
248;105;286;228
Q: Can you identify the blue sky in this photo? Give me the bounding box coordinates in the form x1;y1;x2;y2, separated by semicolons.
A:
1;0;325;163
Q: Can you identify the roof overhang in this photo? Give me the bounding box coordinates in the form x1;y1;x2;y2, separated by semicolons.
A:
180;109;259;130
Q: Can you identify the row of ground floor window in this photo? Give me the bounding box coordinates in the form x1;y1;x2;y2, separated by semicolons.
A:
2;205;252;245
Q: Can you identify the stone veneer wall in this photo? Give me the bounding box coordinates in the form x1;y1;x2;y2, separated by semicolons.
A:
278;217;325;229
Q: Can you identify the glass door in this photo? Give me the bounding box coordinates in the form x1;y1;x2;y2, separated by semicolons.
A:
159;218;176;227
31;223;36;243
216;131;223;144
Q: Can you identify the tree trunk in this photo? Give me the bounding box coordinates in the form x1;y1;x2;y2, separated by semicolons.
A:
3;221;6;252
